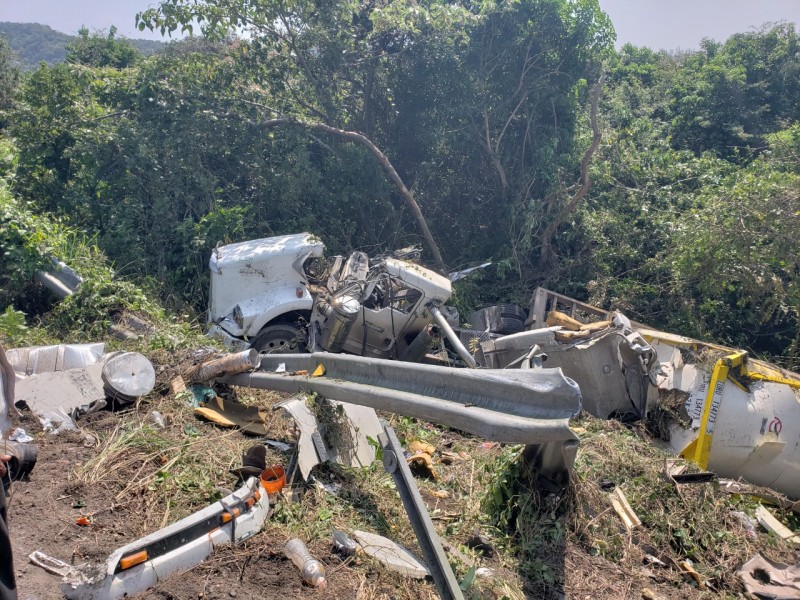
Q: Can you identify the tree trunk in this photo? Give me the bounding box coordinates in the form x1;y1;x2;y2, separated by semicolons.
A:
259;118;448;274
538;73;605;269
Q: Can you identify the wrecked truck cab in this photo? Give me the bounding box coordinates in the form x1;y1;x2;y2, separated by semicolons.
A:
309;255;453;360
207;233;324;352
207;233;464;363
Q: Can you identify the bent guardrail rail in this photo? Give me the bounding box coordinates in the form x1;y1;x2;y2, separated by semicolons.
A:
220;352;582;485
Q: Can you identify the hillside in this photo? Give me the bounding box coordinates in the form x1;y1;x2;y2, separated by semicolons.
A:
0;21;163;70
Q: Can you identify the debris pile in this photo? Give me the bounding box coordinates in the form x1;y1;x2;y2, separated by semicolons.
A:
1;282;799;599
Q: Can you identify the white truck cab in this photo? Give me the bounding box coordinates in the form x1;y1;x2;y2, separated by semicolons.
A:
207;233;324;352
207;233;458;361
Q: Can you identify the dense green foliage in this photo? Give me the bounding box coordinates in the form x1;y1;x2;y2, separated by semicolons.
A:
0;6;798;367
0;22;163;71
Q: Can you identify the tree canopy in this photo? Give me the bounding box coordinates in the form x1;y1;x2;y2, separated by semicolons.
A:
1;6;799;367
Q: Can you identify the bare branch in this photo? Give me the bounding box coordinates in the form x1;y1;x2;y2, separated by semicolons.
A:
252;115;447;273
538;73;606;268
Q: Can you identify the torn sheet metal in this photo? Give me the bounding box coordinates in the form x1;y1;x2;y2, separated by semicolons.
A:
14;363;106;432
277;394;382;479
481;325;658;419
644;330;800;499
14;351;155;432
5;343;104;376
63;478;268;600
194;396;270;436
736;554;800;600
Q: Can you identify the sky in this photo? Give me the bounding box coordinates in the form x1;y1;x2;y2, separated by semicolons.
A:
0;0;799;49
597;0;800;50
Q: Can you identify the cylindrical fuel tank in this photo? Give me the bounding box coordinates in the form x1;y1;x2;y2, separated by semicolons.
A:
319;293;361;353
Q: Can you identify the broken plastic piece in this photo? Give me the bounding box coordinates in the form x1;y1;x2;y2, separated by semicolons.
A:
118;550;148;570
407;452;438;479
28;551;82;578
63;478;268;599
409;440;435;455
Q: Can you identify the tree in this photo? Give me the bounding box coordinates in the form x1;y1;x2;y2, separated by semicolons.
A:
0;37;19;129
66;26;140;69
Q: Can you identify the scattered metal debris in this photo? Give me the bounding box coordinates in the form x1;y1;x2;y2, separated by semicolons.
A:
481;316;658;419
15;363;105;432
13;351;156;432
276;393;382;480
515;287;800;499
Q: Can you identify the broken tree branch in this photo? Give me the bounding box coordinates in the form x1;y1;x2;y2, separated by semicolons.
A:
254;115;447;274
538;73;605;269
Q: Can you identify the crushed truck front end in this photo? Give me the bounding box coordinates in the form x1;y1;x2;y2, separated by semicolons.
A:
207;233;324;347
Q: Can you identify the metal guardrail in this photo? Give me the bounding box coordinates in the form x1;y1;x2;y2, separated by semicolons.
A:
222;352;582;444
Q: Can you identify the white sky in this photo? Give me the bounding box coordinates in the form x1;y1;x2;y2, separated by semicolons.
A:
0;0;798;48
598;0;799;50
